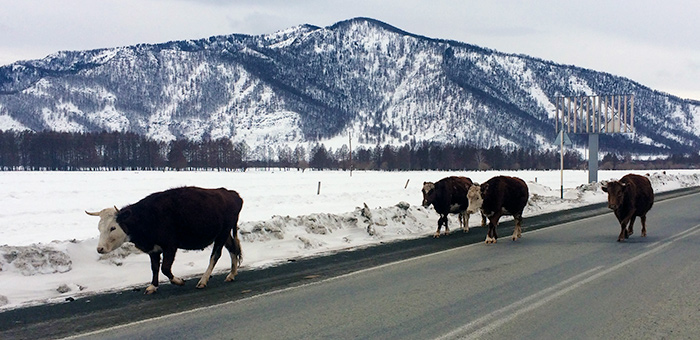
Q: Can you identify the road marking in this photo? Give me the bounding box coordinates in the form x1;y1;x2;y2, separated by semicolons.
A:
437;223;700;340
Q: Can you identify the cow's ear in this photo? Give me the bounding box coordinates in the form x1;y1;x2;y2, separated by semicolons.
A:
601;185;608;192
481;183;489;193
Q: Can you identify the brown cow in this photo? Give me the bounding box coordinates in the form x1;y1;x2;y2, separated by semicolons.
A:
466;176;529;244
602;174;654;242
422;176;486;237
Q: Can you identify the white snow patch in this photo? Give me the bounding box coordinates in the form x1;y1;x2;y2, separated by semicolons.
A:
0;115;29;131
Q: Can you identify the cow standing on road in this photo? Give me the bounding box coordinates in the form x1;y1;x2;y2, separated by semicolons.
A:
422;176;486;238
602;174;654;242
87;186;243;294
466;176;529;244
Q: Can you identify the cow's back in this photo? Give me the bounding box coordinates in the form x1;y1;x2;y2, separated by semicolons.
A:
118;187;243;250
620;174;653;215
433;176;472;212
482;176;529;215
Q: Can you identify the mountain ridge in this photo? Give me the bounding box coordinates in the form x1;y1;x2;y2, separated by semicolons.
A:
1;17;699;158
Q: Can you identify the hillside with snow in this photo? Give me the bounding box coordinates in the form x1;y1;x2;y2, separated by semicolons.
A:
1;18;699;157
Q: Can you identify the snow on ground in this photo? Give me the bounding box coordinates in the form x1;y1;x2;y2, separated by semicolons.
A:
1;169;699;310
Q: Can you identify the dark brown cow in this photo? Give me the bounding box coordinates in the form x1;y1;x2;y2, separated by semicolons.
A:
602;174;654;242
466;176;529;244
422;176;486;237
87;186;243;294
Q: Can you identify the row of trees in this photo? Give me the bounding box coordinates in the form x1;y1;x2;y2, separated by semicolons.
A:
0;131;247;170
0;130;698;171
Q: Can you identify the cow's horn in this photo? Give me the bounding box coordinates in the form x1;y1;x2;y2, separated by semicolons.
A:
85;210;100;216
114;205;120;213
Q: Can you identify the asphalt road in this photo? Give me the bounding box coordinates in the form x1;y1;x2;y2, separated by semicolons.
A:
2;187;699;339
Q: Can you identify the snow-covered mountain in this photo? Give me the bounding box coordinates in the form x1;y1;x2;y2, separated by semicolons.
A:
1;17;699;156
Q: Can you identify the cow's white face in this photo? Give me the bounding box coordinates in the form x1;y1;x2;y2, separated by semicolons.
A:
86;207;128;254
466;185;483;214
421;182;436;207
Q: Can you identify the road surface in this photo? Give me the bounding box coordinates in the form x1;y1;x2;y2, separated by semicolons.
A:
56;189;700;339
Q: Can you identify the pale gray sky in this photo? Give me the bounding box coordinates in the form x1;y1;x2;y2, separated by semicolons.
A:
1;0;698;100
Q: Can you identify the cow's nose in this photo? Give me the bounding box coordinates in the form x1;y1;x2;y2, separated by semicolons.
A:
97;247;105;254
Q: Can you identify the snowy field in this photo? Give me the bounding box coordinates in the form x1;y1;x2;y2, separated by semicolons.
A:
1;169;700;310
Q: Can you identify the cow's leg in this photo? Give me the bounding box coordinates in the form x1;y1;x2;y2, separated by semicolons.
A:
616;211;635;242
485;214;501;244
627;216;636;237
224;234;242;282
146;252;161;294
434;215;448;238
462;211;470;233
640;215;648;237
161;248;185;287
512;213;523;241
480;213;487;227
197;239;226;289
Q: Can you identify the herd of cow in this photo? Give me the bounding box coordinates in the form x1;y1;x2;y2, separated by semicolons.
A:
86;173;654;294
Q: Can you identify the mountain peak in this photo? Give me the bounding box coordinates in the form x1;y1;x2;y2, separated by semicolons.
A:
0;18;699;157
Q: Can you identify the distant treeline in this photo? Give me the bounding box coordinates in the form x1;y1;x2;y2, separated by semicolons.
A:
0;131;698;171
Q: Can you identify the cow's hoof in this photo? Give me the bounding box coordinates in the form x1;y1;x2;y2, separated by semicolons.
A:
225;273;236;282
463;227;470;233
196;282;207;289
145;285;158;294
433;232;440;238
642;233;647;237
171;277;185;286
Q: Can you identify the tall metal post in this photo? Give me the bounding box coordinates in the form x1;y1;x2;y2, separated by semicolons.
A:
588;133;599;183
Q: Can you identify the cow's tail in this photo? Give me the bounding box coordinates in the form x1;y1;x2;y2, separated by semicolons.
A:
232;232;243;265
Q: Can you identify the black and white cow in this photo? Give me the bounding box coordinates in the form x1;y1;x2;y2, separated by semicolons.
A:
422;176;486;237
87;186;243;294
466;176;529;244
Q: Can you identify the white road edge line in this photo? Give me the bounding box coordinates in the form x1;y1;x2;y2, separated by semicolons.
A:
436;223;700;340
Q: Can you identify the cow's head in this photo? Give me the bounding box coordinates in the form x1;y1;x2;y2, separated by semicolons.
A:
86;207;128;254
601;181;626;210
466;184;484;214
421;182;436;207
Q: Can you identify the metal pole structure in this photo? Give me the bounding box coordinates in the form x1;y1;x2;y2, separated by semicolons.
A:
567;97;572;133
588;133;599;183
630;95;635;132
573;97;578;133
623;94;628;133
617;95;622;132
555;96;560;132
605;96;609;132
560;130;564;199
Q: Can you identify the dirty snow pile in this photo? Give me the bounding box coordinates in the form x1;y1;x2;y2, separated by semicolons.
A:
0;169;699;310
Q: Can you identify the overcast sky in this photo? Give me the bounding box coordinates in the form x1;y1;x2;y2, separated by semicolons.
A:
1;0;698;100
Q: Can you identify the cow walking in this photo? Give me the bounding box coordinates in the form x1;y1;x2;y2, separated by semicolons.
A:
422;176;486;237
87;187;243;294
602;174;654;242
466;176;529;244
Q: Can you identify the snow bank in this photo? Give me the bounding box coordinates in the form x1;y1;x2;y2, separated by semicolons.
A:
0;170;698;310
